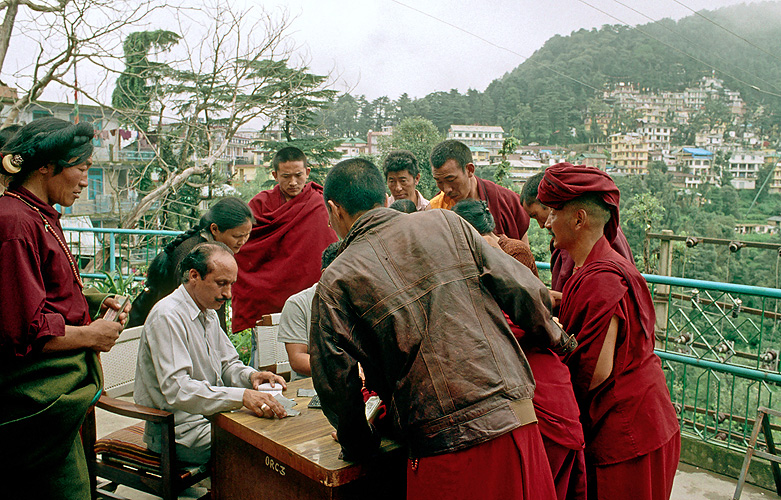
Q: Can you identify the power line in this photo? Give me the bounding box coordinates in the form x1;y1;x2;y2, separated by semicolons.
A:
387;0;601;93
575;0;781;99
610;0;781;94
670;0;781;66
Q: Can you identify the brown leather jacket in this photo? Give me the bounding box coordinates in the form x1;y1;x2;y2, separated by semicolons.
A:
310;208;570;459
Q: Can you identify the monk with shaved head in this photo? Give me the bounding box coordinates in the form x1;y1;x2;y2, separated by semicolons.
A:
538;164;680;500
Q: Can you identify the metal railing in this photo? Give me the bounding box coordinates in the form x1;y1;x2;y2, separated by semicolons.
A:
64;226;780;456
538;261;780;455
63;226;181;284
648;274;780;455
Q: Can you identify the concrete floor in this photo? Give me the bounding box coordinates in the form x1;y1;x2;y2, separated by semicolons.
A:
97;403;778;500
672;463;776;500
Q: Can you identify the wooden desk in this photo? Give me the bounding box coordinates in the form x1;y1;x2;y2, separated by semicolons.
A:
212;378;406;500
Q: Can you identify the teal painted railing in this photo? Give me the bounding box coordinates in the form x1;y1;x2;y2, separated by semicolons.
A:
539;261;780;453
63;226;182;283
62;227;780;454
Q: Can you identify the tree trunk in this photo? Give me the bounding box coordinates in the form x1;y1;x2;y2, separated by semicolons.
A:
0;1;18;74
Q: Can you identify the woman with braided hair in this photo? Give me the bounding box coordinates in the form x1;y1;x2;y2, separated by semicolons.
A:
127;196;253;330
0;117;129;499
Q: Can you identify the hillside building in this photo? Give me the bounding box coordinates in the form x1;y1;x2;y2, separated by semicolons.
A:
367;126;393;155
574;152;608;170
469;146;491;164
610;132;649;174
336;137;369;159
447;125;504;155
767;161;781;194
673;147;715;188
728;152;764;190
636;122;672;154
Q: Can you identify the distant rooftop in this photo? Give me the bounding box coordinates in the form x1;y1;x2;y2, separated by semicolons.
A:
340;137;367;145
449;125;504;133
469;146;491;153
682;147;713;157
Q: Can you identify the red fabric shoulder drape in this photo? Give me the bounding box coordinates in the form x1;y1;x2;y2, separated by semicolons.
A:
232;182;337;332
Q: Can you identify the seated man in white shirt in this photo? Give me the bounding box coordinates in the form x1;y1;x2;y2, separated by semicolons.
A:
278;242;340;378
135;242;288;465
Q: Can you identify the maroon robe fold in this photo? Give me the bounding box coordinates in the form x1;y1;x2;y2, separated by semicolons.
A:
508;317;587;500
232;182;337;332
477;177;530;240
406;423;556;500
559;236;679;499
498;243;586;500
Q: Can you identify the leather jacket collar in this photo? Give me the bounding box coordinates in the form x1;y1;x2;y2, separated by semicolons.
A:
340;207;402;251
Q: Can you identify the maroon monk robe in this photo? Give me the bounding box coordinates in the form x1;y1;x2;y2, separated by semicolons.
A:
559;236;679;500
477;176;530;240
507;316;587;500
232;182;337;332
0;186;91;358
406;423;557;500
496;241;586;500
550;228;633;292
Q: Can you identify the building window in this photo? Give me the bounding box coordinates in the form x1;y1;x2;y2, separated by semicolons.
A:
88;168;103;200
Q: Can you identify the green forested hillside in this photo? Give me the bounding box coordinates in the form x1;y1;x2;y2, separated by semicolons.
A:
317;1;781;144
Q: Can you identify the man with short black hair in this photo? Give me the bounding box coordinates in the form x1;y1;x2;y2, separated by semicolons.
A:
135;242;288;465
429;139;530;242
521;171;549;229
233;146;337;338
384;149;430;211
538;164;679;500
389;198;417;213
311;157;574;500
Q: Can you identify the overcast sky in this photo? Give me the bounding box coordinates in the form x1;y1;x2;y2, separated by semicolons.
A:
5;0;757;105
260;0;754;100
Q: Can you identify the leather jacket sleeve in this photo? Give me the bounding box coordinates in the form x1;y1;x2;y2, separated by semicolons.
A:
310;283;381;461
467;221;568;349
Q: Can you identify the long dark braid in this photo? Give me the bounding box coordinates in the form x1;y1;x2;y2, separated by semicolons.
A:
163;217;208;254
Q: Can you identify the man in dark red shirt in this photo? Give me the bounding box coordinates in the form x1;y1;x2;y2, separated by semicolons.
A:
537;164;680;500
0;118;126;499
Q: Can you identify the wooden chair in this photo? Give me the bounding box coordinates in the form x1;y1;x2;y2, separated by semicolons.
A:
82;326;209;500
254;313;292;380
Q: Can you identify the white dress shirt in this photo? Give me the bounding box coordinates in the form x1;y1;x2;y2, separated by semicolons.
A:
135;285;255;456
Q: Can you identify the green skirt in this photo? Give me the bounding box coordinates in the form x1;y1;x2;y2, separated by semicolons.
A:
0;350;102;500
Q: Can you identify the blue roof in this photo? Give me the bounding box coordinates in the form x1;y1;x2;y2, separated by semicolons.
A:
683;147;713;157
